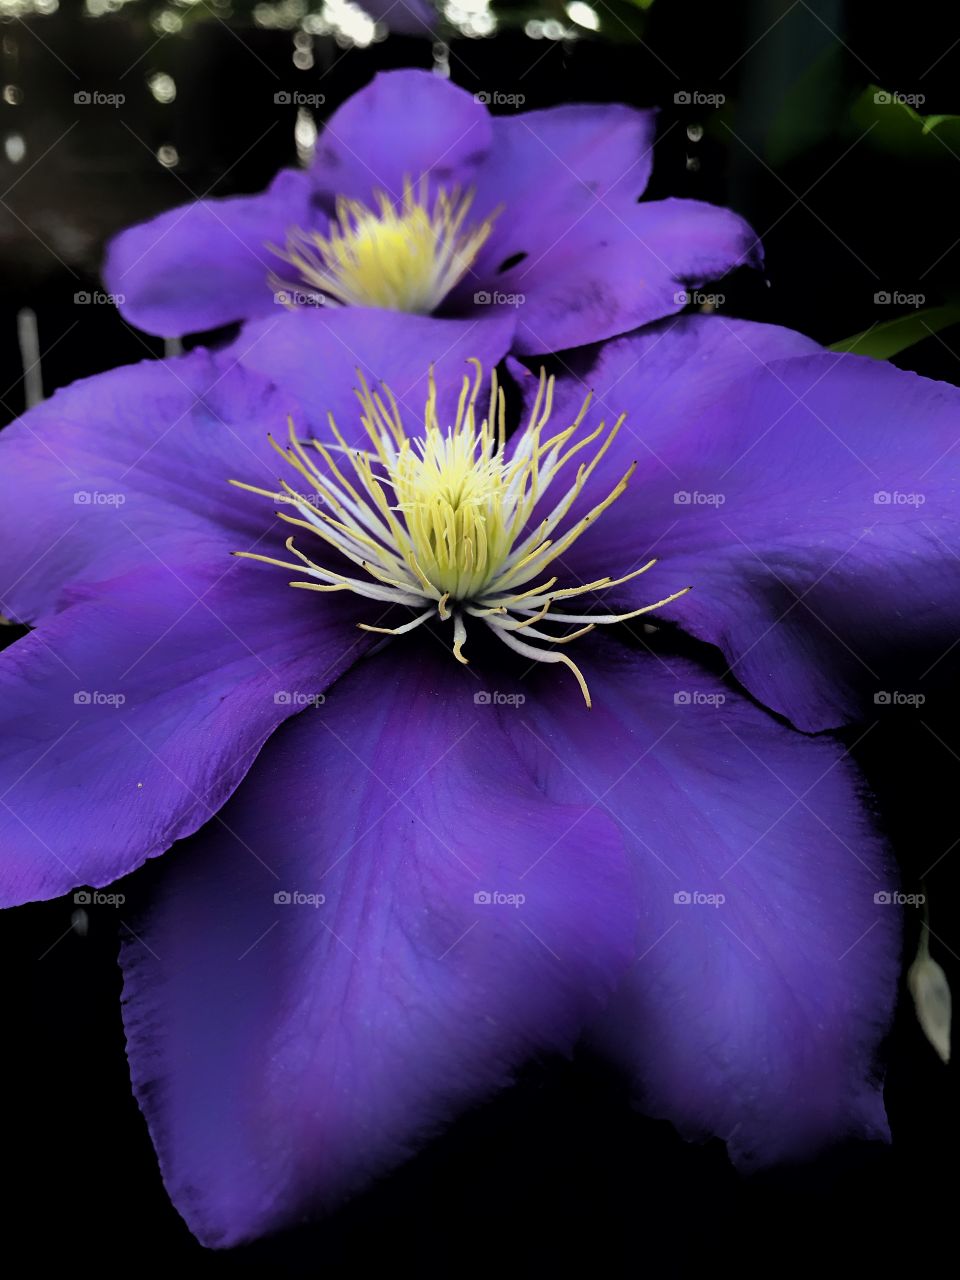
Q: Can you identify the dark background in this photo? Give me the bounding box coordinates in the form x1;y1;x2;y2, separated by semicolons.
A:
1;0;957;1269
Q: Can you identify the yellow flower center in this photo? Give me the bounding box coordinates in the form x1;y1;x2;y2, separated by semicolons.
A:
270;177;496;314
233;363;689;707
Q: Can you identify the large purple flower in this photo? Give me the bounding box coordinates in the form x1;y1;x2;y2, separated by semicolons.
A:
103;69;759;358
2;313;957;1246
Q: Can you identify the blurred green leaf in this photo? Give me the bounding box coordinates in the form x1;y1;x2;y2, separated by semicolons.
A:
828;305;960;358
852;85;960;160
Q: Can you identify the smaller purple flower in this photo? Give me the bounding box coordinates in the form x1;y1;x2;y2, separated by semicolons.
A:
104;69;760;358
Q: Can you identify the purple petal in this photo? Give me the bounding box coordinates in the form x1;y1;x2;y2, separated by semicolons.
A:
467;102;658;231
522;641;898;1169
356;0;436;35
118;645;637;1247
311;69;491;205
503;199;761;355
0;561;369;907
234;307;515;432
536;317;960;729
104;169;314;337
508;312;817;606
0;351;300;625
510;312;819;487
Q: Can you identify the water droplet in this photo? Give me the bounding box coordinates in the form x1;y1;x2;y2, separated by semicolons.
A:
152;9;182;34
147;72;176;104
294;106;316;167
4;132;26;164
566;1;599;29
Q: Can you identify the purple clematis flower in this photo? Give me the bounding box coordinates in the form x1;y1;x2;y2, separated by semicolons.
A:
103;68;760;359
2;312;957;1246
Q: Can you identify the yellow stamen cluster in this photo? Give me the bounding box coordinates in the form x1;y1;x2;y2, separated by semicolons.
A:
233;363;689;707
270;176;496;314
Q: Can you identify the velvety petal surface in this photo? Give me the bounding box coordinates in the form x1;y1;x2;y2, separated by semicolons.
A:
521;315;960;729
118;644;638;1247
465;102;659;234
499;198;762;355
515;641;899;1170
0;351;301;625
104;169;314;337
234;307;516;430
310;69;492;205
0;560;371;907
511;313;819;479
